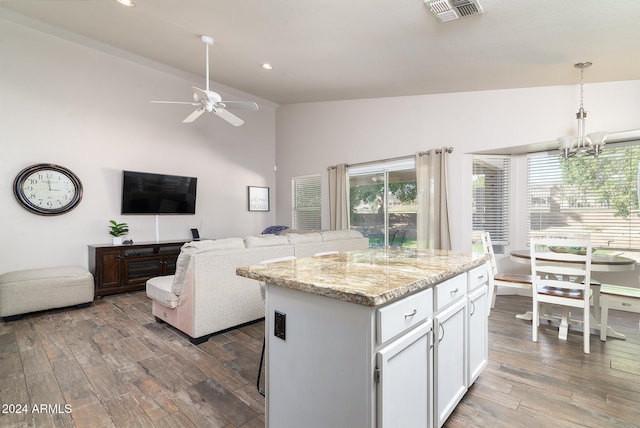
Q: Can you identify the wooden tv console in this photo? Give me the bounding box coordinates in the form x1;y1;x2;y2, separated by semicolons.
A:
88;240;186;297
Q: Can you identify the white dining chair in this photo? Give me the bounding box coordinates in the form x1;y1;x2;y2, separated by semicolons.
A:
480;231;533;316
256;255;297;396
530;234;593;354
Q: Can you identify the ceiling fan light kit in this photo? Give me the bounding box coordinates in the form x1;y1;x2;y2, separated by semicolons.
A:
149;35;258;126
557;62;608;159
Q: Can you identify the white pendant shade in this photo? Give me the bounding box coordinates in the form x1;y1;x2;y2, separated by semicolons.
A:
587;131;608;147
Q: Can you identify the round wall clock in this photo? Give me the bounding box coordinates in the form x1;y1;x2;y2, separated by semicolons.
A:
13;163;83;216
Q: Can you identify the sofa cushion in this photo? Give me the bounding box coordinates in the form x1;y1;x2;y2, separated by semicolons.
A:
286;232;322;244
146;275;178;309
171;250;192;296
171;238;246;296
280;229;318;235
244;235;289;248
185;238;246;252
321;229;364;241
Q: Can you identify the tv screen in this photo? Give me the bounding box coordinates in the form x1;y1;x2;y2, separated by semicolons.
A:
121;170;197;215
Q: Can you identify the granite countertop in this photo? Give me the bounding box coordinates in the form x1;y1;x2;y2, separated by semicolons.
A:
236;247;490;307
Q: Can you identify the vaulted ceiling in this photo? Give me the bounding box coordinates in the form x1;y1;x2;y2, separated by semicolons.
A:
2;0;639;104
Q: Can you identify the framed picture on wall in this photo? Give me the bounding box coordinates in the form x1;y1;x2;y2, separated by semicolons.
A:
248;186;270;212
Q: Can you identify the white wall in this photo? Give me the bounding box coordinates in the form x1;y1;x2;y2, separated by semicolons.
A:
275;80;640;283
1;18;277;273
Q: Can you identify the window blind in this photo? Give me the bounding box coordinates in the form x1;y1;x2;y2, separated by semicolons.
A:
292;174;321;230
472;156;510;253
527;144;640;250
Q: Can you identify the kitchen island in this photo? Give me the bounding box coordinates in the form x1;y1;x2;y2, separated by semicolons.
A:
236;247;491;428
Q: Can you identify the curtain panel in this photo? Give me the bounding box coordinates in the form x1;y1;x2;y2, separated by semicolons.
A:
416;149;452;250
328;163;349;230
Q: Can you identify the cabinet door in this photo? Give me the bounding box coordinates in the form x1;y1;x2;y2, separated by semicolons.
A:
95;249;122;290
123;256;163;286
434;298;467;428
161;254;179;275
377;321;432;428
467;285;488;386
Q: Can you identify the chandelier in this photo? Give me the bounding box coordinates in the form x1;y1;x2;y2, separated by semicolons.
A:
558;62;607;159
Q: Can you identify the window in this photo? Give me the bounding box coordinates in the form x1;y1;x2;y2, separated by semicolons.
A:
292;174;321;230
527;143;640;252
472;156;510;254
349;159;416;248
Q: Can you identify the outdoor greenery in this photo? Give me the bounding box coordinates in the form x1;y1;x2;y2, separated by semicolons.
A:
559;146;639;218
349;182;417;212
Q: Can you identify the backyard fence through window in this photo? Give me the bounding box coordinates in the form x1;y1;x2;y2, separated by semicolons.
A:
527;143;640;252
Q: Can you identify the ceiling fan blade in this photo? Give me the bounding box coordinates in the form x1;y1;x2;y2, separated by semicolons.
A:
213;108;244;127
183;108;205;123
150;100;198;105
220;101;259;111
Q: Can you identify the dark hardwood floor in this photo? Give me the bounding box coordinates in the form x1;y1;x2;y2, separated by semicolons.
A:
1;292;639;427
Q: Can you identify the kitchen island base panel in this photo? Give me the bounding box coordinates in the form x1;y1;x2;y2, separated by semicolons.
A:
266;286;375;428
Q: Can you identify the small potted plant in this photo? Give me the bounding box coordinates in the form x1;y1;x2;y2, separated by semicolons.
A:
108;220;129;245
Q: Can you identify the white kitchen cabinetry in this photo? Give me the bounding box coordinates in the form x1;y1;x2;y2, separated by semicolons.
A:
433;273;468;428
467;264;489;386
376;321;432;427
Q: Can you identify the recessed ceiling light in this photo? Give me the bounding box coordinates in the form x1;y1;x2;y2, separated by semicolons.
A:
116;0;135;7
261;63;273;70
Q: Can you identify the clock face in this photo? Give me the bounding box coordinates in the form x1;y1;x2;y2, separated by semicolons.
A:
14;164;83;215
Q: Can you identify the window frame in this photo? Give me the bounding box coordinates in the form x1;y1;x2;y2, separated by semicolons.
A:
291;174;322;230
472;155;511;254
348;158;416;247
526;142;640;252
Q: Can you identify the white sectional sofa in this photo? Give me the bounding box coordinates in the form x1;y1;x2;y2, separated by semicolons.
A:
146;230;369;343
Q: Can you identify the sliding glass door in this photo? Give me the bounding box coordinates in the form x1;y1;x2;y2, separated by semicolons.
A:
349;160;417;248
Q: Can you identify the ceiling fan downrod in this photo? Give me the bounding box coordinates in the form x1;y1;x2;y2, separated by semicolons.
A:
200;35;214;93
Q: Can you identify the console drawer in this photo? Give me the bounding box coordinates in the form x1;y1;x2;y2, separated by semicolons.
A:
377;288;433;344
436;273;466;311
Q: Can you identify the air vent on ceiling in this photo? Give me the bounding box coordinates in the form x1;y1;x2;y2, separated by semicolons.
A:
426;0;484;23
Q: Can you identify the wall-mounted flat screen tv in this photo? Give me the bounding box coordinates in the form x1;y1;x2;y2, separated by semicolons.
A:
121;170;197;215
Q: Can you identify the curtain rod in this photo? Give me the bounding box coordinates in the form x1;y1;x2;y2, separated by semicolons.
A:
420;147;454;156
328;147;454;170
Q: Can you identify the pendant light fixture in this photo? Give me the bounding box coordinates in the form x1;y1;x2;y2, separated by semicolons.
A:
558;62;607;159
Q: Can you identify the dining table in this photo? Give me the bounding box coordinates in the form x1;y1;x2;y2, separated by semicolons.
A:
509;249;636;339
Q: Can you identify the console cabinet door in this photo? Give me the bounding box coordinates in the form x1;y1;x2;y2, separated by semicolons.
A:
434;297;467;428
467;285;488;386
377;321;432;428
122;256;163;287
95;248;122;291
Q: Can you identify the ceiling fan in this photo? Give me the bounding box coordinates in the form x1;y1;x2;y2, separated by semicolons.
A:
150;35;258;126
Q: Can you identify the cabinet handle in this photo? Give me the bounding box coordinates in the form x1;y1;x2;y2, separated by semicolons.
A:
470;300;476;316
450;288;459;296
477;274;486;281
438;324;445;343
404;309;417;319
